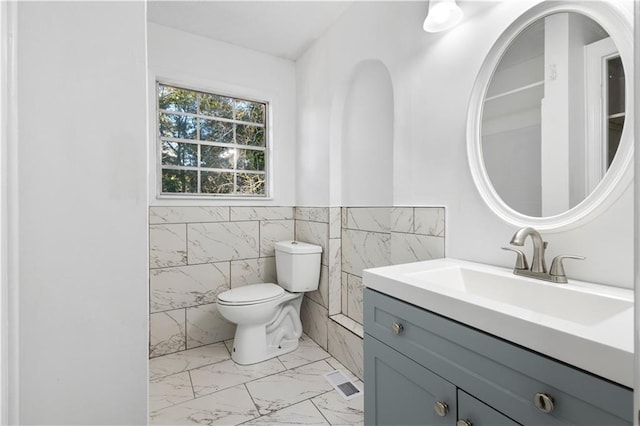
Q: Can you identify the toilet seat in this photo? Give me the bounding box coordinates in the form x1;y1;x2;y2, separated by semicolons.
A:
217;283;285;306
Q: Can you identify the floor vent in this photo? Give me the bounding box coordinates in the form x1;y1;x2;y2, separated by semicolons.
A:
325;370;362;401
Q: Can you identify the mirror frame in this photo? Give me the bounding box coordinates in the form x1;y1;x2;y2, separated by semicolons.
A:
467;1;634;232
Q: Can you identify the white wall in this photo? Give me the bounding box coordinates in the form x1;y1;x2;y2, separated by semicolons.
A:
296;0;634;288
542;13;571;216
483;125;542;216
633;0;639;418
147;23;297;207
567;13;606;208
15;2;148;424
0;1;14;423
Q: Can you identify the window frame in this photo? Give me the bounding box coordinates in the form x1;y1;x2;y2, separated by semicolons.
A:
155;81;270;199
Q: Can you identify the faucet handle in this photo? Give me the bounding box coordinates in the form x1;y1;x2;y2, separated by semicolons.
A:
549;255;586;283
502;247;529;270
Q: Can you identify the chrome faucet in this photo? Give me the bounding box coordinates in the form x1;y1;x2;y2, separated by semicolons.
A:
502;227;585;284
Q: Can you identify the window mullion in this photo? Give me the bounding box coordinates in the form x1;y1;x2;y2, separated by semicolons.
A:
162;163;261;175
197;144;202;194
195;93;201;141
160;136;265;152
196;94;202;193
162;164;265;174
158;82;267;197
233;171;238;195
232;100;238;195
158;109;265;128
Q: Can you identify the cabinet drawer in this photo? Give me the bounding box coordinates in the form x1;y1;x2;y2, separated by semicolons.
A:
364;288;632;425
458;389;521;426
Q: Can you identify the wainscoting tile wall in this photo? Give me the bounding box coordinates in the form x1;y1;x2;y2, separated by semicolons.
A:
149;205;445;382
294;208;332;351
149;206;294;358
341;207;446;325
297;206;446;380
389;207;446;265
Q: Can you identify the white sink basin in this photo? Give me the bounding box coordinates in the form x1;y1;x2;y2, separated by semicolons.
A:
363;258;634;387
406;266;632;326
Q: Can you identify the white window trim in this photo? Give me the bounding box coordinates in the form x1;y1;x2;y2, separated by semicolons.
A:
155;81;270;198
147;69;276;205
585;37;620;194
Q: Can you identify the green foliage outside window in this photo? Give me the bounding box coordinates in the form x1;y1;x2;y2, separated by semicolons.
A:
157;83;267;196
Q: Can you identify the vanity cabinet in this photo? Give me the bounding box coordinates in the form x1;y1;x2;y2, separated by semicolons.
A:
363;288;632;426
365;335;517;426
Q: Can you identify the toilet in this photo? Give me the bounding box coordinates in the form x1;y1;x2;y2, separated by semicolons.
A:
216;240;322;365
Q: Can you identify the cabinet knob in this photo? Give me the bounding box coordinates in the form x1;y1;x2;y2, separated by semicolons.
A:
434;401;449;417
456;419;473;426
391;322;404;335
534;392;555;413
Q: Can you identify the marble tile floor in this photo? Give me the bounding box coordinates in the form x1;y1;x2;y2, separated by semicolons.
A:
149;334;364;425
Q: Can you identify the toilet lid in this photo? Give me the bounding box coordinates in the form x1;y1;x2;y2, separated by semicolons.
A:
217;283;285;306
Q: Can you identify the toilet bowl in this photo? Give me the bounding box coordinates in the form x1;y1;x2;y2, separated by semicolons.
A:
216;241;322;365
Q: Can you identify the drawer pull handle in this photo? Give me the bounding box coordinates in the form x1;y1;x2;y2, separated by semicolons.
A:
534;392;555;413
391;322;404;335
434;401;449;417
457;419;473;426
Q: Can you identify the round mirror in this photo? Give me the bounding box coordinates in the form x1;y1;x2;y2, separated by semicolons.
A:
467;1;633;231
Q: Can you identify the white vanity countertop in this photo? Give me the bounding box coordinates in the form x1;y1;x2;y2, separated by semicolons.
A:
363;258;634;388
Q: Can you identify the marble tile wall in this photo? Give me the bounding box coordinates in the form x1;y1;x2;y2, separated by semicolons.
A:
296;206;445;381
341;208;391;326
341;207;445;325
390;207;446;265
294;207;335;352
149;205;444;382
149;206;295;358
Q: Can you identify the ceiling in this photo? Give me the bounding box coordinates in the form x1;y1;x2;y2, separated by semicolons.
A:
147;1;354;60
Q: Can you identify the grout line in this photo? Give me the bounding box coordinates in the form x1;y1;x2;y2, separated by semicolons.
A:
278;352;333;371
242;383;261;422
182;308;188;352
148;371;198;415
310;397;332;425
149;339;362;424
239;378;334;424
223;340;233;356
184;223;190;266
170;365;288;408
187;370;196;399
273;355;288;371
257;219;262;259
412;206;416;234
151;353;334;407
155;359;228;382
149;301;214;316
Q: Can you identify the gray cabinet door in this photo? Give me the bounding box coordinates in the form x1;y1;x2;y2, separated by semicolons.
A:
365;334;457;426
457;389;521;426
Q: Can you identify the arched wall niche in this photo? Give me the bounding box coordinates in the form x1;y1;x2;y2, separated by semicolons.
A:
325;59;395;329
337;59;395;206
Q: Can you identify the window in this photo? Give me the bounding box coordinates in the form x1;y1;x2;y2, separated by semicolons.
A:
585;37;625;192
157;82;268;197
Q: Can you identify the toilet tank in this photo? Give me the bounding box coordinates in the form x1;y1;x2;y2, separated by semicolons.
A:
274;241;322;292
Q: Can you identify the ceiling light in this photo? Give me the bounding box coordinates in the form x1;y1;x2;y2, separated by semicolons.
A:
423;0;464;33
